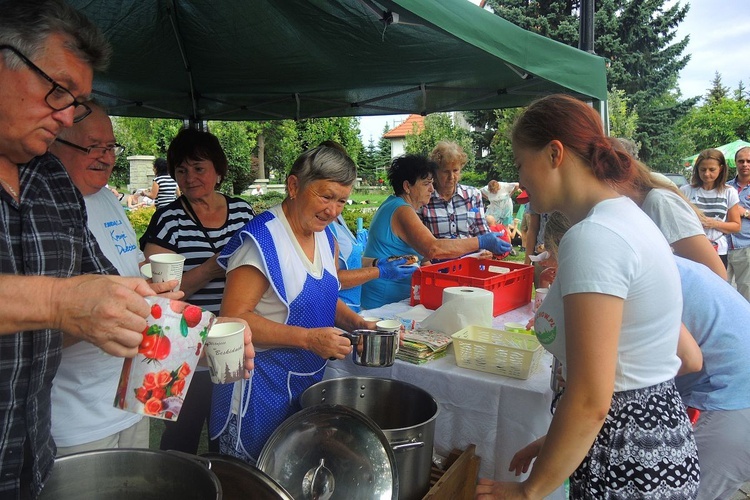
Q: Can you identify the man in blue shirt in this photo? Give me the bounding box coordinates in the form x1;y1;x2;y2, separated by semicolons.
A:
728;146;750;301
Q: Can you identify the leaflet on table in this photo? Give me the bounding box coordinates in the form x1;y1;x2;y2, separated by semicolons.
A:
403;328;452;352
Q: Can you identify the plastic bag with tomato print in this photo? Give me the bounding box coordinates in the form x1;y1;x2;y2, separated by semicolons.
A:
114;296;216;421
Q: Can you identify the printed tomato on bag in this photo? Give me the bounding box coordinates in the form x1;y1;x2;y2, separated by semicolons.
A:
114;297;215;421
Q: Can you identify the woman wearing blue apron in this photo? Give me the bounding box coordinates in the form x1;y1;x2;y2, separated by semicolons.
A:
211;145;375;462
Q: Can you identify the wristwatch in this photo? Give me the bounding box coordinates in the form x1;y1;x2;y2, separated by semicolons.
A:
744;209;750;219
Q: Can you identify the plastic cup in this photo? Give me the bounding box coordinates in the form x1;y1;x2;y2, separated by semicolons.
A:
204;322;246;384
533;287;549;313
149;253;186;291
504;322;529;333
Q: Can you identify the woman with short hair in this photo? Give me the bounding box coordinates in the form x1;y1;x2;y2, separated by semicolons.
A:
361;154;511;309
211;145;374;462
140;128;255;454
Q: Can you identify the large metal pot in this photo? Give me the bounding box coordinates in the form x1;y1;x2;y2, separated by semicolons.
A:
201;453;293;500
39;449;222;500
300;377;438;500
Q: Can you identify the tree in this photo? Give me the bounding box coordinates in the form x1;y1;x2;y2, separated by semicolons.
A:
677;91;750;156
464;110;499;180
373;124;393;183
358;138;379;184
258;120;301;182
483;0;696;169
111;117;181;186
488;107;524;182
209;121;260;195
591;0;694;168
295;116;363;163
404;113;472;162
706;72;730;105
735;81;749;104
608;88;639;142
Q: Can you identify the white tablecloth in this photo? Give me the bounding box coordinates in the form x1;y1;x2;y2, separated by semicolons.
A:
326;301;565;499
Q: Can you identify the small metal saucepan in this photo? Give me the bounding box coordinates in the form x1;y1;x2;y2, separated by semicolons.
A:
338;328;398;367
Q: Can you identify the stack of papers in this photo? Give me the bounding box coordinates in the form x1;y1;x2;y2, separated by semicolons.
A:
397;329;452;364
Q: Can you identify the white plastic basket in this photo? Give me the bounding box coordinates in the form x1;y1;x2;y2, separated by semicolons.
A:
451;325;543;379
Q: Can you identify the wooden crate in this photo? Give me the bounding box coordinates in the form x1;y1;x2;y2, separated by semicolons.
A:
423;444;481;500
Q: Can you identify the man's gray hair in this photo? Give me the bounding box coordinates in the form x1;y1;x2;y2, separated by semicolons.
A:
287;145;357;192
0;0;111;72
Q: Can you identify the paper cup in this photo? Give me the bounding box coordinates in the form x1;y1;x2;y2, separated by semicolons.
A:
140;263;152;279
375;319;401;332
114;296;216;421
204;322;246;384
149;253;186;291
533;287;549;313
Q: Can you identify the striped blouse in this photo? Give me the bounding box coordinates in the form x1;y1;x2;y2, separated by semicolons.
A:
139;194;255;314
153;174;179;209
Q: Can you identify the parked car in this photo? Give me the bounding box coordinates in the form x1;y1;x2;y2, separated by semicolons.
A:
663;172;689;187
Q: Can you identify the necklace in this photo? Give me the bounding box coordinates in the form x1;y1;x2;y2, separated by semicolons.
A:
0;178;19;200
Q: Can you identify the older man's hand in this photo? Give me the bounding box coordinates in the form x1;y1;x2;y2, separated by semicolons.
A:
52;275;160;357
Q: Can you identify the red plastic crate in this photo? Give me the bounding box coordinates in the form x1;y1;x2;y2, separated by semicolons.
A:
410;258;533;316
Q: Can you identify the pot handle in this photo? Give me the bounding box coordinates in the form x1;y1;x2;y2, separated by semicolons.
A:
329;331;361;361
165;449;214;470
390;438;425;453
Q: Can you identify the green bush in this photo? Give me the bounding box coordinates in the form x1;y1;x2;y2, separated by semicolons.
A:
341;207;376;233
126;206;156;239
243;192;285;214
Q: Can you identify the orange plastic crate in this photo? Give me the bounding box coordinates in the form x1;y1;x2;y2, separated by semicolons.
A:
411;258;533;316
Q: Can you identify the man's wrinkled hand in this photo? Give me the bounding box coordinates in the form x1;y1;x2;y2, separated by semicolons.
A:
53;275;153;358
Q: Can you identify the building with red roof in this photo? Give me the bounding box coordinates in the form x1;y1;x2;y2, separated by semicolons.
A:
383;114;425;158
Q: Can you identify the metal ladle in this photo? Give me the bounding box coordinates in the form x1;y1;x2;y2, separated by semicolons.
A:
301;458;334;500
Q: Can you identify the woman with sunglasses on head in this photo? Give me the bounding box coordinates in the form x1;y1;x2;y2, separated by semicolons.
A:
476;94;700;499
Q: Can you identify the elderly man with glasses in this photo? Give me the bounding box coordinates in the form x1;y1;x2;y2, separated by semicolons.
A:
0;2;179;497
48;102;152;459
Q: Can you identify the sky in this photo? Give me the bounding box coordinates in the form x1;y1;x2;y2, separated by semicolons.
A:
358;0;750;142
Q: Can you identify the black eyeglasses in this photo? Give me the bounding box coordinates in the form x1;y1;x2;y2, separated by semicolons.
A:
0;45;92;123
55;138;124;158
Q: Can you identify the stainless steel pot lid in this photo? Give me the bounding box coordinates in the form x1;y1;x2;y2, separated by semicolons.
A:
257;404;398;500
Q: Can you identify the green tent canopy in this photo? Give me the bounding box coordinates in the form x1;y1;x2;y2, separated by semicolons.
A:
68;0;608;122
682;140;750;170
